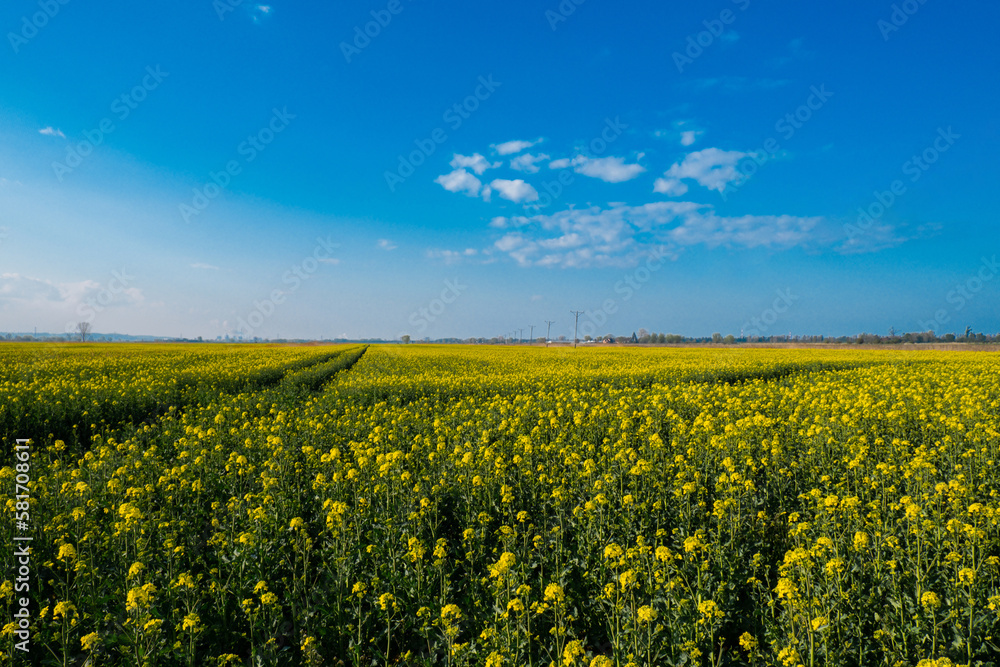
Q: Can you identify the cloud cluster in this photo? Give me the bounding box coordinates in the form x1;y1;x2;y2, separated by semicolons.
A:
0;273;144;309
654;147;750;195
487;202;820;268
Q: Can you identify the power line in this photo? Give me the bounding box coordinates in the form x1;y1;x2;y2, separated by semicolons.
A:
545;320;555;347
570;310;584;348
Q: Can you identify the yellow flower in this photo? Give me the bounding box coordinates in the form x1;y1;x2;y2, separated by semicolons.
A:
80;632;100;652
544;583;565;603
289;517;305;531
260;592;278;605
921;591;940;610
378;593;395;611
636;605;657;623
490;552;516;578
128;562;145;578
441;604;462;622
53;601;76;620
811;616;827;631
563;639;585;666
778;646;800;666
698;599;723;620
604;543;623;560
958;567;975;585
174;572;196;589
181;613;201;632
739;632;758;652
57;544;77;561
852;531;869;550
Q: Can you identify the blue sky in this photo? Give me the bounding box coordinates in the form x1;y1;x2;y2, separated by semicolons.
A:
1;0;997;340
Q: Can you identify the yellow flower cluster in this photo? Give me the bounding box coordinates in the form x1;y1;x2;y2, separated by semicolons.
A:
3;343;999;666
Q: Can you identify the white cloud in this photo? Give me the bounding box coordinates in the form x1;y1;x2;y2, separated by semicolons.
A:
668;212;819;249
377;239;398;251
680;130;700;146
652;178;688;197
510;153;550;174
489;202;821;268
656;120;704;147
492;139;542;155
435;168;482;197
548;158;572;169
489;179;539;203
0;273;145;312
571;155;646;183
449;153;499;175
39;127;66;138
659;148;750;192
190;263;220;270
426;248;481;265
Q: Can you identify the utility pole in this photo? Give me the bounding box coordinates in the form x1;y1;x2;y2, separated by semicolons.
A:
529;325;535;344
545;320;555;347
570;310;584;348
518;328;524;344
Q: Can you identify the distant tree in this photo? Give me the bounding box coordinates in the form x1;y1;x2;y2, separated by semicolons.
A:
724;334;736;344
657;333;667;344
401;335;411;344
944;333;956;342
964;326;973;340
77;321;92;342
584;335;592;342
711;332;722;343
638;328;649;340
